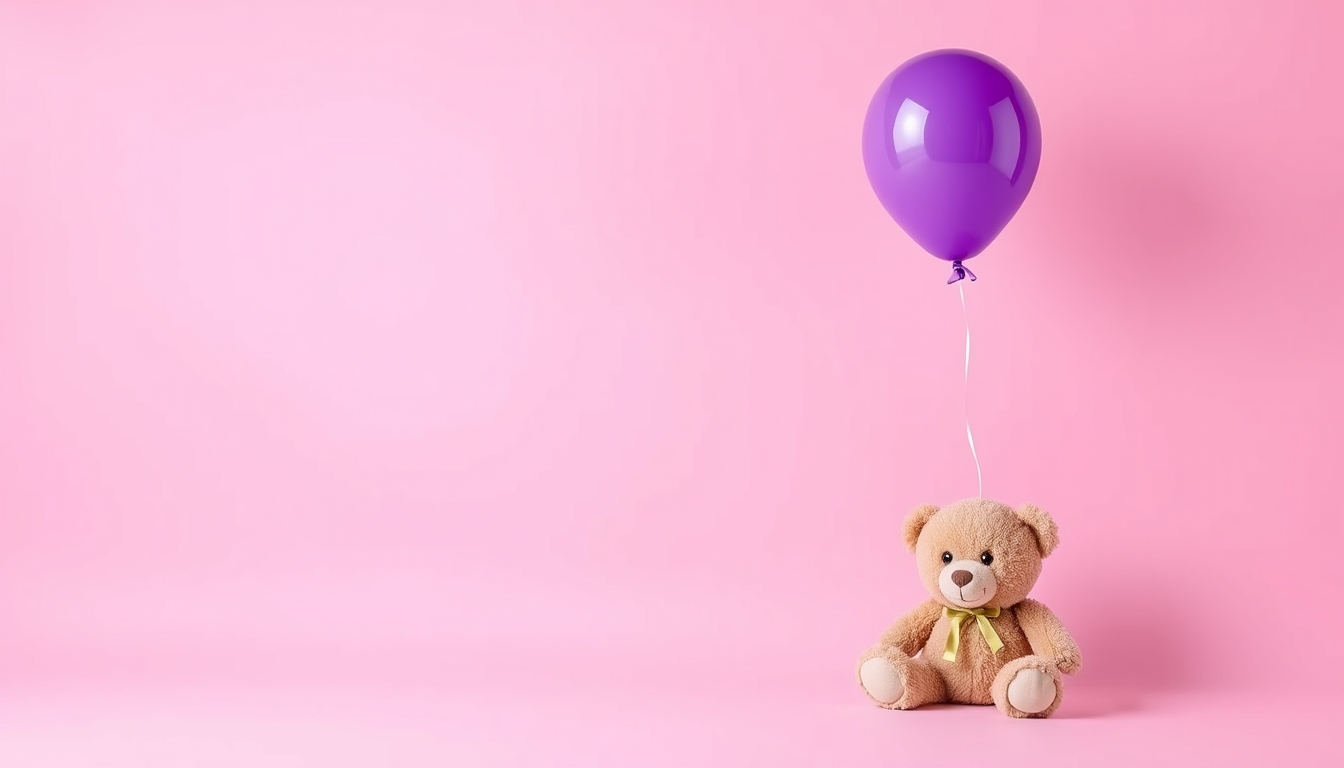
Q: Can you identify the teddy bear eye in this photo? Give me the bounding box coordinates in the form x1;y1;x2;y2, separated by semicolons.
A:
941;551;953;564
980;551;994;565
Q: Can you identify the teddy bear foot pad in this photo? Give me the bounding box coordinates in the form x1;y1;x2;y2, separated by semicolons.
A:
858;657;904;704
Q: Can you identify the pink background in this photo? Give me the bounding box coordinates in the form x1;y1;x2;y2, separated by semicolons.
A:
2;1;1341;765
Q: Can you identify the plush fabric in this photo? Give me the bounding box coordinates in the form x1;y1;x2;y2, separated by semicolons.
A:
856;498;1081;718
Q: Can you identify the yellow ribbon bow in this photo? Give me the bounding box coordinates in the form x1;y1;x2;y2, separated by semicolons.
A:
942;605;1004;661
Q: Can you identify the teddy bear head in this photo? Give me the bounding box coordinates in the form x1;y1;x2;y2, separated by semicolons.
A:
902;498;1058;610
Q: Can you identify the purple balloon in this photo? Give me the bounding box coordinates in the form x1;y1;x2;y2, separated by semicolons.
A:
862;50;1041;283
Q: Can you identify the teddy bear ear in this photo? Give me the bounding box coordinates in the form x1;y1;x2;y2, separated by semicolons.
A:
901;504;940;553
1016;503;1059;558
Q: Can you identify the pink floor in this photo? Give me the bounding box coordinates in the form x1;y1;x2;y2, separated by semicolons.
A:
2;674;1338;767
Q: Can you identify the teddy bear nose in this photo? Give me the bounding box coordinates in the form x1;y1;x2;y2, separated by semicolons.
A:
951;570;974;587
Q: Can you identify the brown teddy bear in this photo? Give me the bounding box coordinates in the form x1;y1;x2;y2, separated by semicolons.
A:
856;498;1081;718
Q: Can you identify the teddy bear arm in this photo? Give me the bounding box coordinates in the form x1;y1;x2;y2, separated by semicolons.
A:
877;599;943;656
1015;599;1081;674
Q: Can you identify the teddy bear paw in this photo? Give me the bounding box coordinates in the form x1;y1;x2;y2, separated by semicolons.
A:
1006;668;1057;714
859;657;905;704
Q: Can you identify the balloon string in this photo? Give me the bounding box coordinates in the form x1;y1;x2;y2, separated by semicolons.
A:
958;281;983;499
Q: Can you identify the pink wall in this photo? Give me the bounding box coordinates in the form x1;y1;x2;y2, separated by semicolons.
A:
2;0;1341;706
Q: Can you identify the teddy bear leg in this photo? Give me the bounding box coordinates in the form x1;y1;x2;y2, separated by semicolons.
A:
857;647;947;710
991;655;1063;718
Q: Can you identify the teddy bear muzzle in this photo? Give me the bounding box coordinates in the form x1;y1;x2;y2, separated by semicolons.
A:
938;560;997;608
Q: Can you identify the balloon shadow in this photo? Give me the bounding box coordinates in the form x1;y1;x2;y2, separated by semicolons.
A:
1029;122;1256;332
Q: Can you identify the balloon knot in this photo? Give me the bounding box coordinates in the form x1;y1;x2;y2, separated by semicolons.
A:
947;260;977;284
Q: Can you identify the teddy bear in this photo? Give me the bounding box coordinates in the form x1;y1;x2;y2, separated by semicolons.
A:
856;498;1080;718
